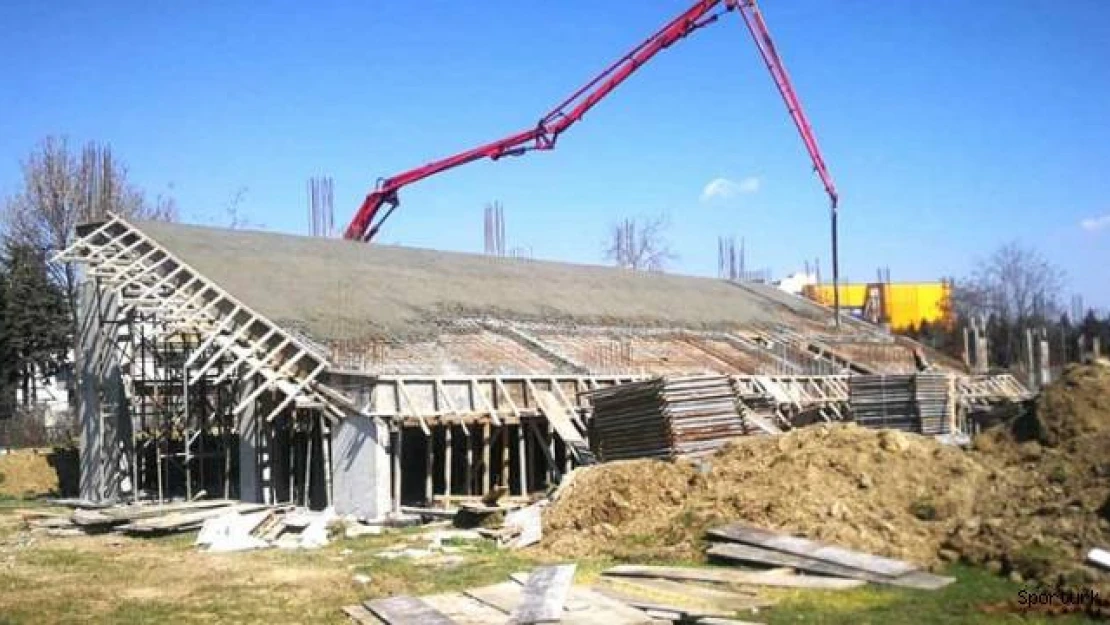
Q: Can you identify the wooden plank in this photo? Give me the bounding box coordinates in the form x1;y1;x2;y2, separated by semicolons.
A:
589;585;737;621
400;506;459;519
504;576;657;625
422;592;510;625
708;543;948;589
602;565;864;590
90;499;236;523
465;582;525;614
886;570;956;590
118;503;269;533
364;595;457;625
708;523;917;577
511;565;576;624
615;578;768;611
599;577;772;617
342;605;386;624
562;587;657;625
708;542;886;582
534;391;584;444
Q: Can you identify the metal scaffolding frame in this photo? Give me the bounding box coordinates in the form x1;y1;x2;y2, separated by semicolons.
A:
56;215;351;505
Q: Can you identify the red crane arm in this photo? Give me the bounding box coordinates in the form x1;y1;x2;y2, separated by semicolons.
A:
344;0;839;241
345;0;731;241
737;1;838;210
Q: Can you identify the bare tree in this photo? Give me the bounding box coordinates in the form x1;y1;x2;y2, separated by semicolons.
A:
1;136;177;320
603;214;675;272
956;241;1065;322
225;186;252;229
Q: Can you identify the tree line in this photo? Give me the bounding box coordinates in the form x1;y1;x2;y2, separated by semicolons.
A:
902;242;1107;371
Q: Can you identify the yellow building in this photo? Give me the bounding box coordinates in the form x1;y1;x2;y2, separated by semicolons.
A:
802;282;952;332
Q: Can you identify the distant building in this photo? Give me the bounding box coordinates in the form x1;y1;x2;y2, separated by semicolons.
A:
775;271;819;296
802;282;952;332
13;357;73;429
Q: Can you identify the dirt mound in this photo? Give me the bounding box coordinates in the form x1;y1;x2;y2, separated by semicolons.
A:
951;364;1110;586
0;450;60;498
542;457;698;559
1030;362;1110;447
544;423;989;567
543;364;1110;588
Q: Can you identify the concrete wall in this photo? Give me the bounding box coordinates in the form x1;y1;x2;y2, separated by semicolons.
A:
330;415;389;521
76;282;130;503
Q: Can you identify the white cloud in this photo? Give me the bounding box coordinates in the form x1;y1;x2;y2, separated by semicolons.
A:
700;176;760;203
1080;214;1110;233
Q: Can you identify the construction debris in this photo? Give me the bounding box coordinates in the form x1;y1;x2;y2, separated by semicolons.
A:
509;564;576;624
25;498;342;552
1088;548;1110;571
195;509;271;552
195;506;335;551
706;523;953;590
601;565;865;590
345;566;675;625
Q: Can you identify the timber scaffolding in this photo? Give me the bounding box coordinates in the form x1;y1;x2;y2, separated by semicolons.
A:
57;216;1030;517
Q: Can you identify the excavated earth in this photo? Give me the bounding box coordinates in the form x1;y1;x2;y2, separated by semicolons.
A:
543;361;1110;589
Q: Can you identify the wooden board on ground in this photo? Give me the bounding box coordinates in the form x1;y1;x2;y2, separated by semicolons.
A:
119;503;269;533
98;499;237;521
503;576;657;625
364;595;457;625
603;565;864;590
708;543;952;590
510;565;576;624
616;577;771;611
590;585;737;621
563;587;658;625
708;523;917;577
422;592;509;625
465;582;525;614
885;570;956;590
598;576;772;615
342;604;386;624
709;543;890;582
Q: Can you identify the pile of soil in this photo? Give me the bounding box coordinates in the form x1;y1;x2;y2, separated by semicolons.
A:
543;362;1110;588
951;362;1110;586
0;450;61;498
544;424;988;566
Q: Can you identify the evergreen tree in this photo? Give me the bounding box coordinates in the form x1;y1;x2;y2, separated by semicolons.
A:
0;258;14;418
0;242;71;409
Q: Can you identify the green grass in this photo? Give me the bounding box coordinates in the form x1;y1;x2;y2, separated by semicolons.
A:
764;564;1102;625
0;506;1104;624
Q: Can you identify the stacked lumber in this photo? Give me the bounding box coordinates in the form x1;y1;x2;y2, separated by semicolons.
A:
25;499;335;550
589;376;746;461
849;374;917;431
706;522;954;590
850;373;953;435
914;372;951;435
57;499;247;534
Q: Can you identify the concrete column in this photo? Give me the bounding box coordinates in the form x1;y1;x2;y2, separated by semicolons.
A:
237;378;261;503
330;414;389;521
76;282;126;502
1038;334;1051;387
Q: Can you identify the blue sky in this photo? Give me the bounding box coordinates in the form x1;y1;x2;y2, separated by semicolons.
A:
1;0;1107;308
